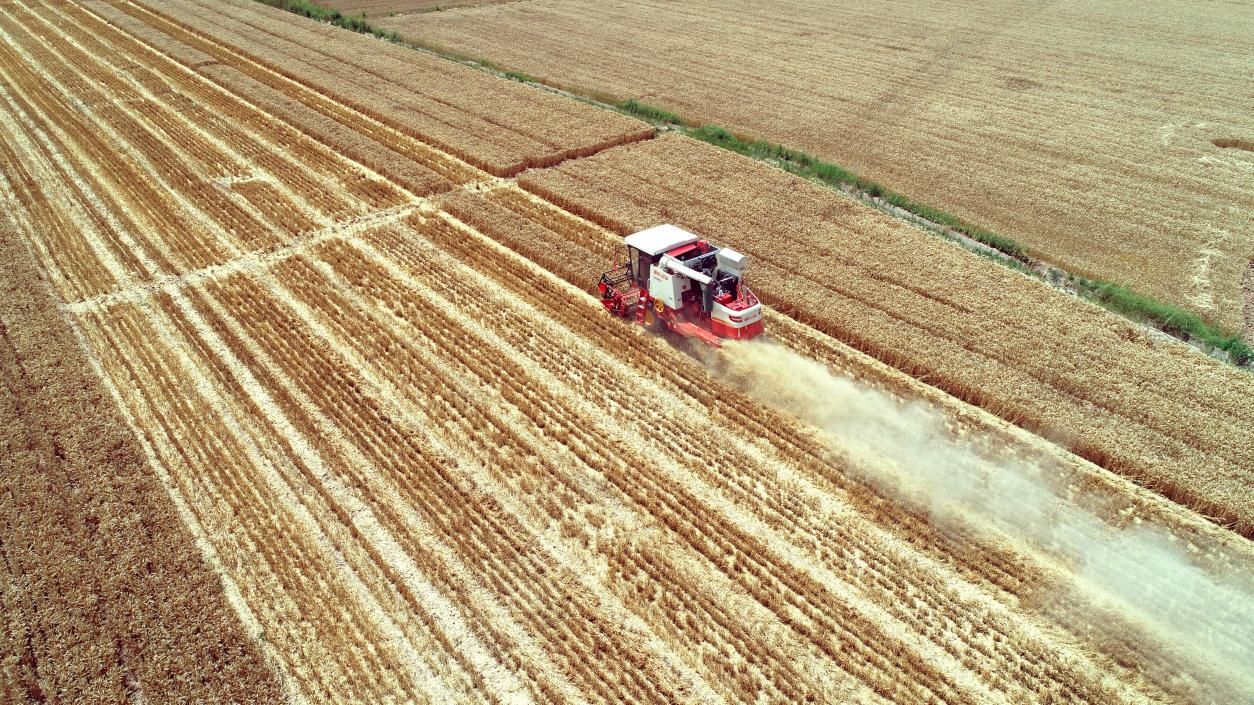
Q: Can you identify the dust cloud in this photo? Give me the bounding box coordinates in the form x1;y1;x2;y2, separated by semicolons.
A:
716;340;1254;704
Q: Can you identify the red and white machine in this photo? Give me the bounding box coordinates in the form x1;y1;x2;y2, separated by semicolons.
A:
597;224;764;346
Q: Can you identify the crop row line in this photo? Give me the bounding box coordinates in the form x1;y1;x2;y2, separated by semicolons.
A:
0;8;260;275
261;249;715;704
300;227;884;702
160;280;509;703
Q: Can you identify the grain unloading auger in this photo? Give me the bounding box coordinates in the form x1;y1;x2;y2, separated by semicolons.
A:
597;224;764;346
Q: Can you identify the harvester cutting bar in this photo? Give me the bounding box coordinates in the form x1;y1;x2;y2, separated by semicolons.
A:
599;262;633;290
597;262;639;318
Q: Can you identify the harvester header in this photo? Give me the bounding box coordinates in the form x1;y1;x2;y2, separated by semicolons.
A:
597;225;764;346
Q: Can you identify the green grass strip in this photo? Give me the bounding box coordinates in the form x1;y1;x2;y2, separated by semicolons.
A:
472;58;538;84
256;1;547;84
1083;280;1252;364
255;0;402;40
685;124;1029;260
614;99;685;126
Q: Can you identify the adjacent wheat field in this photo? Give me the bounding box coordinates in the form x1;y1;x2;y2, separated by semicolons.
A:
2;1;1252;703
519;134;1254;538
384;0;1254;333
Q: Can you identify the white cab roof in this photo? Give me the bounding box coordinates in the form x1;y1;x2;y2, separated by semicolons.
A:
624;224;699;256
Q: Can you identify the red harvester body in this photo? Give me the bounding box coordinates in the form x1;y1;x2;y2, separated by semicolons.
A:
597;224;764;347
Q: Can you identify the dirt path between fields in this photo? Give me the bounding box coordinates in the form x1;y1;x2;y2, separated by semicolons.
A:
1244;258;1254;342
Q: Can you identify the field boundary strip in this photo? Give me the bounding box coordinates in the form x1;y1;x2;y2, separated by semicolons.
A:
247;0;1253;368
64;202;423;313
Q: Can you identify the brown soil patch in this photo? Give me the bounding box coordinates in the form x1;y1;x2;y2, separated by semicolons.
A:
1213;136;1254;152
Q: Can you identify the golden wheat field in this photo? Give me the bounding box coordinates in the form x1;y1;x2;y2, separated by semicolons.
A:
383;0;1254;334
2;1;1253;704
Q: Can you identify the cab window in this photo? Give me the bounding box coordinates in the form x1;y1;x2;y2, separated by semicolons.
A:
633;247;655;288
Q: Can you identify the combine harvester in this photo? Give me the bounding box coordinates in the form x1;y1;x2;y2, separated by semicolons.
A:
597;224;763;346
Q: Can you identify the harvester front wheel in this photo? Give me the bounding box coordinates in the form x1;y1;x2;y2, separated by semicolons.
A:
648;302;668;333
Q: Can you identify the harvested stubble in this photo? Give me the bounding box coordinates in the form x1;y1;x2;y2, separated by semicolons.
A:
2;0;1252;703
518;133;1254;537
197;62;478;197
126;0;653;176
0;222;283;704
385;0;1254;331
84;0;485;197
